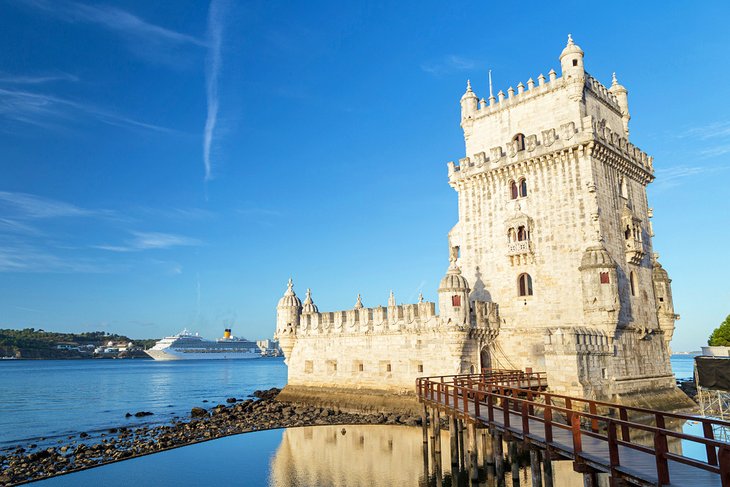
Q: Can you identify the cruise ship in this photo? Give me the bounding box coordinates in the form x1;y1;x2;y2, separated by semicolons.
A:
145;329;262;361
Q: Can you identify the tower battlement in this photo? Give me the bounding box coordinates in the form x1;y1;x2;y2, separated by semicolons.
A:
448;116;653;185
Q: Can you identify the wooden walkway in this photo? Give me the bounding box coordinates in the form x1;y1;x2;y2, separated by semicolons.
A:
417;371;730;486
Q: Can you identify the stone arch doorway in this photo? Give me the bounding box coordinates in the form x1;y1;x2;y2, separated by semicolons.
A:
480;345;492;372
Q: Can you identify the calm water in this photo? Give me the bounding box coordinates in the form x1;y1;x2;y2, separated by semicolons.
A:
34;424;594;487
0;358;286;449
0;355;693;450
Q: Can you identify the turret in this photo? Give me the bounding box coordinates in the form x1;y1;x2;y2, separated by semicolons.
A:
460;80;478;123
609;72;631;136
274;278;302;363
559;34;585;79
578;245;620;333
652;256;679;344
438;260;471;326
302;288;318;314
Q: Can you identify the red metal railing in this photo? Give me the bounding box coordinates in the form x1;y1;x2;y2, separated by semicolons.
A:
416;373;730;486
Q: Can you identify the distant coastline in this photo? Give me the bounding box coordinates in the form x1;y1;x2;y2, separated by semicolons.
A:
0;328;157;360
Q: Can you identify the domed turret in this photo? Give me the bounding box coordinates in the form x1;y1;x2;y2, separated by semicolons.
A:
652;256;678;343
579;245;616;270
354;294;363;309
559;34;585;79
460;80;478;122
608;72;631;136
578;245;620;331
302;288;319;314
438;260;471;326
275;278;301;363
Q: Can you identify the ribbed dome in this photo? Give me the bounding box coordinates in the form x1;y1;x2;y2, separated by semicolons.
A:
438;262;470;292
460;80;477;102
277;278;302;308
652;261;670;282
579;245;616;269
559;34;584;60
608;72;627;94
302;288;318;313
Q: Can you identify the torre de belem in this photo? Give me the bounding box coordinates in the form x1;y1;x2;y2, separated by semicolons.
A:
275;36;692;413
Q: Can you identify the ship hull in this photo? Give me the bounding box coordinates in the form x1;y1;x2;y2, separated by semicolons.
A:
144;349;261;361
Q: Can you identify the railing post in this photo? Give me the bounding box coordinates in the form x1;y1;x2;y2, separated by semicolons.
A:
521;400;529;435
503;396;510;429
607;420;620;479
589;401;598;433
488;389;494;423
571;412;582;455
462;386;468;415
719;445;730;487
544;394;553;444
445;384;450;407
704;421;719;467
474;383;481;418
653;413;670;485
565;397;573;425
619;407;630;442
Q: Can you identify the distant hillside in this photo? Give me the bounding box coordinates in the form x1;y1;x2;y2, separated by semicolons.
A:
0;328;158;359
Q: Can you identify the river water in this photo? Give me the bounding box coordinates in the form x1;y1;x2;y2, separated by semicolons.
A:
0;355;695;450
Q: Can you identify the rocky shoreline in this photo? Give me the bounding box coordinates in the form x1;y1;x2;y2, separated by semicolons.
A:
0;388;421;486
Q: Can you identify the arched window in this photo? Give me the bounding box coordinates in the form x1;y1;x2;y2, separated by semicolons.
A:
510;180;518;199
519;178;528;197
629;272;637;297
508;228;517;243
513;133;525;152
517;226;527;241
518;273;533;296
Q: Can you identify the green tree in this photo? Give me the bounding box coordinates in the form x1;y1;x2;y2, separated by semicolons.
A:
708;315;730;346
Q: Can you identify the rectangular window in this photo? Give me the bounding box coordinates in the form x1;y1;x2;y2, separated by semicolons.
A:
600;272;610;284
418;364;424;373
326;360;337;374
452;295;461;307
386;363;392;372
304;360;313;374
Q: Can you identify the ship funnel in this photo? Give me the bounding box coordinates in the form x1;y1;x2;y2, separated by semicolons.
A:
223;328;231;339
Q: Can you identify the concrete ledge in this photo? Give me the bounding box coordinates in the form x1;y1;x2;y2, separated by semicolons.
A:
276;385;421;415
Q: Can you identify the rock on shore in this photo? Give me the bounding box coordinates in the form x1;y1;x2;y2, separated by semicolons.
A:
0;388;421;486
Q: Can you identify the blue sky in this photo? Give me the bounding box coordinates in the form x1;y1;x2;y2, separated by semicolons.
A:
0;0;728;351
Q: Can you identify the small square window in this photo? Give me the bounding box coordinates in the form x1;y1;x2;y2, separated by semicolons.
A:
573;59;578;67
600;272;610;284
452;295;461;307
418;364;423;373
304;361;313;373
359;363;364;372
386;363;392;373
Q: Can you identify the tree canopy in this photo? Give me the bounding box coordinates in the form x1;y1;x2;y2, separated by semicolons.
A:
708;315;730;346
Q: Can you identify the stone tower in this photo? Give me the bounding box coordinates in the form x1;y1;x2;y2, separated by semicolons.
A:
274;36;690;412
446;35;684;406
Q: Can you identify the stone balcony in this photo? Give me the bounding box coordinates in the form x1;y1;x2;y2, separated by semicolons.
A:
507;240;532;256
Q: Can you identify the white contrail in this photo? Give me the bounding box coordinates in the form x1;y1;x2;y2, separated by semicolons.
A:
203;0;226;181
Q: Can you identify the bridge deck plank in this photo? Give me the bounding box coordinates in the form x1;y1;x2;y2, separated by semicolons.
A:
435;401;721;486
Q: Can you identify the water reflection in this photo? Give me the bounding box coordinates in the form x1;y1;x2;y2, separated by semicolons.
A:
268;424;590;487
32;421;696;487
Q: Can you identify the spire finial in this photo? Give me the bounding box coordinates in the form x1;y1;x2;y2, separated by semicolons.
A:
354;293;363;309
488;70;493;98
388;290;396;307
567;33;574;45
418;292;424;303
466;79;472;91
611;72;618;86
